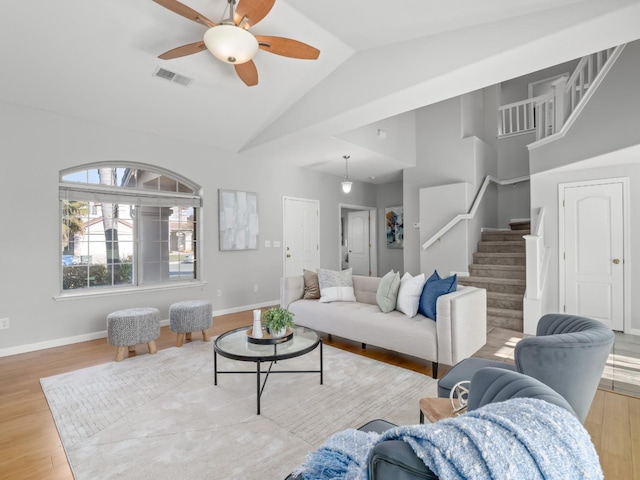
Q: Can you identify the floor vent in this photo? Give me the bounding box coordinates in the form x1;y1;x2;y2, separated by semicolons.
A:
153;67;192;87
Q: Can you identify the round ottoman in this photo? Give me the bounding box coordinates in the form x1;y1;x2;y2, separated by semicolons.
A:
107;307;161;361
169;300;213;346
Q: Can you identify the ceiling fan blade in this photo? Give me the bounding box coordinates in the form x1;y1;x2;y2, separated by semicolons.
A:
234;0;275;28
234;60;259;86
153;0;215;27
255;36;320;60
158;41;207;60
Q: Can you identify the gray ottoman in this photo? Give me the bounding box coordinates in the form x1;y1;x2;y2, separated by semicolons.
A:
107;307;161;361
169;300;213;347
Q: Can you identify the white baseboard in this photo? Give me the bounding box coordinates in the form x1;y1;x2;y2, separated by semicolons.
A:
0;300;279;358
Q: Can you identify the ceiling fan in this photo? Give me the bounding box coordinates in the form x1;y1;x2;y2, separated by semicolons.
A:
153;0;320;86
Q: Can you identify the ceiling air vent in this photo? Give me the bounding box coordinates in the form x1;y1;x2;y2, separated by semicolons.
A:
153;67;192;87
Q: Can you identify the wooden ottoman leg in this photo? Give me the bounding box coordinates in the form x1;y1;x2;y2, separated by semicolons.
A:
176;333;185;347
116;346;127;362
186;332;192;341
128;346;136;353
202;330;211;342
148;340;158;355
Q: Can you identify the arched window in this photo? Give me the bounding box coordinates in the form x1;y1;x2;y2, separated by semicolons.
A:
59;163;201;292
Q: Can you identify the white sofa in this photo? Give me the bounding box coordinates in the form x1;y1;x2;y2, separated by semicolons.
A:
280;274;487;378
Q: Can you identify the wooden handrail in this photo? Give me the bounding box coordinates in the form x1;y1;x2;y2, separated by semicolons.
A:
421;175;530;250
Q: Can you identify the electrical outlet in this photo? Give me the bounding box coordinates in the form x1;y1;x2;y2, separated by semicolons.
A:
0;318;9;329
264;240;271;248
253;284;258;293
217;290;222;297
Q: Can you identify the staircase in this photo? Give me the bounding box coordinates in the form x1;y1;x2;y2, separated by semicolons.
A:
459;220;530;331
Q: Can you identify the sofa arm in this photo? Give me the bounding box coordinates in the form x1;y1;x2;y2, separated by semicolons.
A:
435;286;487;366
280;275;305;309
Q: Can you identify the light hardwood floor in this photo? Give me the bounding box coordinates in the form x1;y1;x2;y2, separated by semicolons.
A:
0;310;638;479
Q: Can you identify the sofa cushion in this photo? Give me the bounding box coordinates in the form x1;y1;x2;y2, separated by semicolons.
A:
318;268;356;303
376;270;401;313
303;269;321;299
396;272;426;318
419;271;458;320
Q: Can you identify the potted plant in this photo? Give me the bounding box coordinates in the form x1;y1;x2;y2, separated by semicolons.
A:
262;307;295;338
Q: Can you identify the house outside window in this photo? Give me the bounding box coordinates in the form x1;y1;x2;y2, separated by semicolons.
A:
60;163;201;292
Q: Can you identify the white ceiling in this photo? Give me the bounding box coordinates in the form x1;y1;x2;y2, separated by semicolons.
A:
2;0;639;183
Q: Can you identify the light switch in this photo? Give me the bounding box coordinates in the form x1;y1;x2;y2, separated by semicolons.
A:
265;240;271;248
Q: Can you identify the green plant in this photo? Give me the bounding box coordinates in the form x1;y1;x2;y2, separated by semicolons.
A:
262;307;295;332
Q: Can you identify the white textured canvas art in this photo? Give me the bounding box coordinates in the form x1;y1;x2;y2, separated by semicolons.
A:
219;189;259;250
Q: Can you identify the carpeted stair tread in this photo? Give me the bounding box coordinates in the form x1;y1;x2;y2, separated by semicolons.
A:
473;252;526;266
477;241;525;254
482;230;531;241
469;264;526;280
487;292;524;310
459;276;526;286
488;307;523;319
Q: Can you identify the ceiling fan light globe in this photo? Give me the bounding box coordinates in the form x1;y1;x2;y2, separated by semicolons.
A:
203;25;259;64
341;181;353;194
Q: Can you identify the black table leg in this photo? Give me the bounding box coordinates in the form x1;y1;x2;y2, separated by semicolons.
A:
256;360;261;415
320;340;323;385
214;350;218;385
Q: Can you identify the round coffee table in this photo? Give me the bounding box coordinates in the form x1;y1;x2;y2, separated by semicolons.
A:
213;326;323;414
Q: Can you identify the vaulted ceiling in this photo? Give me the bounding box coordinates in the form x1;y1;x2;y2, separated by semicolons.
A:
2;0;639;183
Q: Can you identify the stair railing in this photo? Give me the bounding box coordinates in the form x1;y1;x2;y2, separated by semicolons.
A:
421;175;530;250
498;44;625;142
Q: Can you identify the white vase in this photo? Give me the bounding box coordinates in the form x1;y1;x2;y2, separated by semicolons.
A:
271;326;287;339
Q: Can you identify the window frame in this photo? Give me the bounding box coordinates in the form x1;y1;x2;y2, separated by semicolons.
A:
58;162;203;297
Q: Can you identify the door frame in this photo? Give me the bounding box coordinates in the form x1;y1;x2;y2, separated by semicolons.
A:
558;177;630;332
338;203;377;277
282;196;320;277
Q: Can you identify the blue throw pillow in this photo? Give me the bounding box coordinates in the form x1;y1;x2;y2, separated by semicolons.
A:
418;271;458;320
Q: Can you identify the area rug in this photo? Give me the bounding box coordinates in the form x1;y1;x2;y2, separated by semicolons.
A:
41;341;437;479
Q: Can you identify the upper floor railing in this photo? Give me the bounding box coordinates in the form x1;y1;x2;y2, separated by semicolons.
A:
498;45;625;142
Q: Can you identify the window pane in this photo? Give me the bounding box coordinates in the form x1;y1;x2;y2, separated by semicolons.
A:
61;165;199;292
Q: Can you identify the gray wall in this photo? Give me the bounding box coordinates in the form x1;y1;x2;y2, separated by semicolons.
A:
529;40;640;334
404;93;498;276
0;102;376;352
375;181;404;274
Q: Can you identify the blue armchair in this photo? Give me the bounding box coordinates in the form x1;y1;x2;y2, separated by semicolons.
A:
437;313;614;422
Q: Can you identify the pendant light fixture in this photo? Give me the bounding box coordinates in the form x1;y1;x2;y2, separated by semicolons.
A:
341;155;352;193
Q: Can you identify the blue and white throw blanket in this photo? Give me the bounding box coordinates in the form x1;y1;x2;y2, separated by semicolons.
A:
295;398;602;479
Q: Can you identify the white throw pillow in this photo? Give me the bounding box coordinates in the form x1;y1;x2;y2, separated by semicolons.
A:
318;268;356;303
396;272;426;317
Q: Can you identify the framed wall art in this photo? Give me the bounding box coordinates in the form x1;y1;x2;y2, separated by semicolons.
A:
219;189;259;251
385;205;403;249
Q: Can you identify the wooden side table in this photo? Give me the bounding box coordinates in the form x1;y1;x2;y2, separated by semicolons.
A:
419;397;457;423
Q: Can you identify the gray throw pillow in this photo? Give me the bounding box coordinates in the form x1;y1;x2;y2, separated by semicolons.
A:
318;268;356;303
376;270;401;313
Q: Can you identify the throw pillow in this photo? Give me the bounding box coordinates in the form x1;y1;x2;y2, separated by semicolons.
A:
303;269;321;299
376;270;401;313
318;268;356;303
396;272;426;317
419;270;458;320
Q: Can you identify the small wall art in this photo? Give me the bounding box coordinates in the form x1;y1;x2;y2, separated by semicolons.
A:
219;189;259;251
385;205;404;249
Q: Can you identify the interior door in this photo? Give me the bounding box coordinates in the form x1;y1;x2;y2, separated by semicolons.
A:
562;182;624;330
283;197;320;277
347;210;370;276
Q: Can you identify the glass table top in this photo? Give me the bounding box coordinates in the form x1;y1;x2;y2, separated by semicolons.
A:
214;326;320;361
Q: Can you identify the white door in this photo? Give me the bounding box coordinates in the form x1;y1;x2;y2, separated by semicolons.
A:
283;197;320;277
562;182;624;330
347;210;370;276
